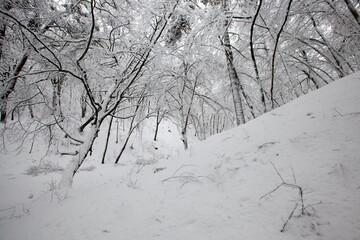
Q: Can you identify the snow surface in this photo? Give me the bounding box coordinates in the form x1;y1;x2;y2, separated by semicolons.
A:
1;72;360;239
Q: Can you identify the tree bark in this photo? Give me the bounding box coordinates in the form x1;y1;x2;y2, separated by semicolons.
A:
81;91;87;119
60;124;99;188
222;0;246;126
154;109;161;141
51;74;63;116
0;52;28;122
343;0;360;25
270;0;294;109
223;33;246;125
0;19;6;62
249;0;267;113
60;1;181;187
101;115;113;164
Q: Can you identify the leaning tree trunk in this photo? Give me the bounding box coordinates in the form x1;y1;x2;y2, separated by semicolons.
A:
270;0;294;109
153;109;161;141
222;0;246;126
114;100;142;164
59;0;180;188
223;30;246;125
101;115;113;164
249;0;267;113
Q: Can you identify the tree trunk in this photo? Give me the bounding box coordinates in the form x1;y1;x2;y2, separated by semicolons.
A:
0;18;6;62
249;0;267;113
116;117;119;144
154;109;161;141
115;88;146;164
52;76;58;114
0;52;28;122
270;0;294;109
60;124;99;188
222;0;246;126
223;30;246;125
114;114;139;164
81;91;87;118
60;0;180;188
101;115;113;164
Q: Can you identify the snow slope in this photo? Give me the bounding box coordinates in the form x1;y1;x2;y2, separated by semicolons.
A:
1;72;360;240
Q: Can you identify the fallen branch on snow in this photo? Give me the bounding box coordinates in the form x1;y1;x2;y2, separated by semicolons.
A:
260;161;310;232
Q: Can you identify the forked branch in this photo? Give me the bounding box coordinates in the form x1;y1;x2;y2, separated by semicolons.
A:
260;161;308;232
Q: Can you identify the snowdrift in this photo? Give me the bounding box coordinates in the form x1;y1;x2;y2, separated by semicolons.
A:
1;72;360;239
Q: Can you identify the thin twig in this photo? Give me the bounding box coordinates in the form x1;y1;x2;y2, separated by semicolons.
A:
269;160;285;183
261;161;308;232
281;200;299;232
290;165;297;184
260;183;283;200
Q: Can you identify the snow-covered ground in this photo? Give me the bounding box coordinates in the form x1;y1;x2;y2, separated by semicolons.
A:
1;72;360;240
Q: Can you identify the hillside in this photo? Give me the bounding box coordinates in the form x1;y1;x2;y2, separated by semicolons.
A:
1;71;360;240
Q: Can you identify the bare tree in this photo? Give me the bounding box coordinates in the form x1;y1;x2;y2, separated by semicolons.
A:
270;0;294;109
249;0;267;113
60;0;181;188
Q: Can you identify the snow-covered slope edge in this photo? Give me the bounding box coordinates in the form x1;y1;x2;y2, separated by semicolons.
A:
175;71;360;239
1;72;360;240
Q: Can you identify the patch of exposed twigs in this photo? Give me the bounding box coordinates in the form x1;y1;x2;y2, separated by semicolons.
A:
261;161;310;232
162;165;214;188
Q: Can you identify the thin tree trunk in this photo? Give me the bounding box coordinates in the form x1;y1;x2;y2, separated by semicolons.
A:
154;109;161;141
179;63;198;150
222;0;246;125
115;88;146;163
224;40;246;125
57;74;64;118
300;50;321;89
52;76;58;113
101;115;113;164
28;103;34;119
249;0;267;113
116;117;119;144
0;19;6;62
270;0;294;109
114;112;139;164
81;91;87;119
259;15;300;99
114;128;133;164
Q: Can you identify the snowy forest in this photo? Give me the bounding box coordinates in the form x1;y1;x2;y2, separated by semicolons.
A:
1;0;360;239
